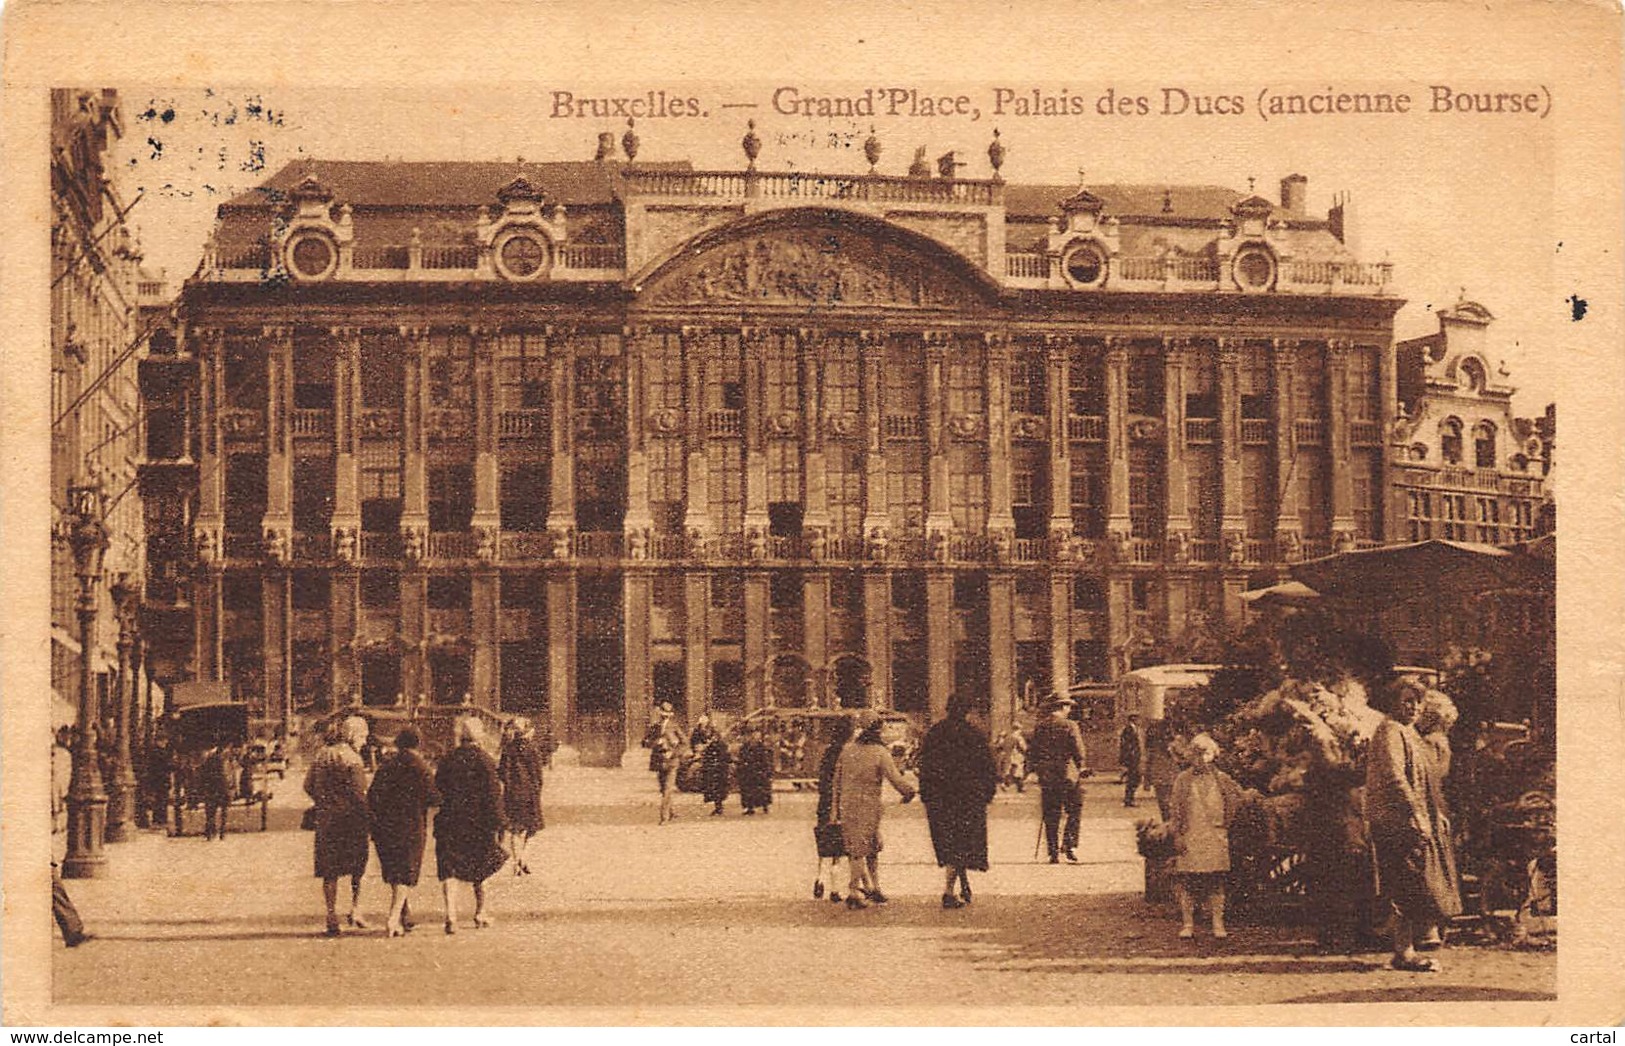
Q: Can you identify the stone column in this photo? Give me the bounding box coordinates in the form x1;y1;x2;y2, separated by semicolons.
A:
925;571;952;721
400;571;426;703
546;573;575;758
193;328;224;559
260;570;289;736
685;572;709;716
987;572;1015;737
859;331;889;542
1046;336;1073;539
329;569;358;708
471;327;500;543
622;569;652;762
545;329;576;543
802;570;829;706
923;332;953;541
985;333;1015;541
1327;339;1357;550
400;327;429;553
1104;337;1132;543
743;572;769;711
196;570;222;682
863;572;891;709
1107;576;1133;681
330;328;362;554
262;326;294;555
800;329;830;543
1050;574;1072;697
681;328;712;541
1272;339;1302;558
1163;337;1191;542
1217;339;1249;621
623;326;653;538
742;330;770;541
105;583;139;843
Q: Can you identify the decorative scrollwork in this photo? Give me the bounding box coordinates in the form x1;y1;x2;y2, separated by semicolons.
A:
826;411;859;438
768;411;800;437
1011;414;1046;441
1127;417;1164;442
947;414;982;440
648;408;682;435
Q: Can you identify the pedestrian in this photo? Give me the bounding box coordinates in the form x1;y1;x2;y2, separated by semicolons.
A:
1366;680;1462;972
1119;713;1147;807
198;743;233;841
1169;732;1252;940
1144;718;1185;821
736;725;774;816
435;716;508;933
52;863;91;947
997;722;1028;792
831;708;917;909
812;714;854;903
144;735;173;827
1029;693;1089;863
498;717;545;875
1413;688;1460;951
643;702;688;825
51;727;72;836
696;718;733;816
303;715;372;936
368;726;439;937
918;692;999;909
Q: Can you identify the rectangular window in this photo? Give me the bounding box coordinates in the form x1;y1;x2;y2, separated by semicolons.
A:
946;343;984;416
711;660;745;711
647;335;685;412
891;571;925;611
293;331;335;409
1241;346;1273;420
826;443;864;537
766;442;802;504
224;453;267;533
1407;490;1434;542
1475;497;1501;544
223;336;267;410
1187;457;1221;540
574;355;625;436
710;571;743;609
428;463;474;531
704;333;744;411
1352;346;1381;421
1069;448;1105;538
1185;353;1218;419
1242;447;1274;538
1294;344;1328;419
1128;445;1163;540
887;442;925;534
1300;456;1330;538
499;461;549;532
293;462;335;533
1012;446;1046;540
1072;639;1109;683
1010;353;1047;415
824;336;860;416
765;334;800;414
291;570;329;611
1352;454;1379;541
1068;343;1105;416
885;341;924;419
952;573;986;610
359;438;402;532
948;445;987;532
1127;345;1162;416
574;443;626;532
891;639;928;714
1441;493;1468;541
499;332;550;410
1073;575;1106;610
359;334;404;409
649;438;686;532
708;442;744;533
426;332;474;409
829;571;863;612
359;569;399;609
428;573;472;609
501;572;547;609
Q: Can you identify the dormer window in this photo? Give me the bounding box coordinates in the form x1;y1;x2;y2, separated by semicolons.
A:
1063;242;1107;288
493;228;549;281
285;230;338;281
1474;422;1497;469
1233;246;1276;291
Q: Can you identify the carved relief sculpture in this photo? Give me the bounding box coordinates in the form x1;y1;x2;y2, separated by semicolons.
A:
474;525;497;562
402;525;425;562
263;526;289;566
866;526;890;562
333;527;357;565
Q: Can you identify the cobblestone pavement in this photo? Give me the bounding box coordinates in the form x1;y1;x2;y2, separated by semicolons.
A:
51;766;1555;1018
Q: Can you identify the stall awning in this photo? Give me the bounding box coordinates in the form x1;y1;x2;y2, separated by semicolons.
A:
1288;539;1553;610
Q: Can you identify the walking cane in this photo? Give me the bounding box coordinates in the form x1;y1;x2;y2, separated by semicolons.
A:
1033;815;1044;862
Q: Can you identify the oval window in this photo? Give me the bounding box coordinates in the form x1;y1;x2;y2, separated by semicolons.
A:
287;233;336;280
1064;243;1106;287
496;231;548;281
1235;248;1275;291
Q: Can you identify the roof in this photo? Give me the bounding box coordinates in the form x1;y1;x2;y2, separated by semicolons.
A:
220;159;694;210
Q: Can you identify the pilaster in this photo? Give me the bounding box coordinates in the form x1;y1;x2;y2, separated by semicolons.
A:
862;572;891;709
685;572;710;715
985;332;1015;538
329;568;358;708
622;569;652;755
743;571;769;711
1327;338;1357;549
1217;338;1247;545
546;574;575;753
623;326;654;535
545;328;576;539
925;571;952;721
1050;574;1072;700
261;572;289;733
1163;337;1191;541
400;327;430;548
261;327;294;547
1046;336;1073;538
800;329;830;537
1272;339;1302;555
1104;337;1132;542
923;332;953;539
681;327;712;539
330;327;362;546
471;327;500;534
400;572;426;703
987;572;1014;737
742;329;770;537
859;331;889;539
802;570;829;706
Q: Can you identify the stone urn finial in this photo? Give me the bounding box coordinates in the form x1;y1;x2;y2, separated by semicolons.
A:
622;117;640;163
864;126;882;173
987;128;1005;181
742;119;761;169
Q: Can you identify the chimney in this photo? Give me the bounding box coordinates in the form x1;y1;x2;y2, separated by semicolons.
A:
1280;173;1307;216
594;132;616;163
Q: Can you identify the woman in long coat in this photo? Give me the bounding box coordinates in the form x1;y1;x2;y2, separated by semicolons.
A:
303;716;372;936
497;717;544;875
367;727;439;937
435;717;508;933
918;693;999;908
1169;733;1252;940
695;718;732;816
736;727;774;815
812;714;855;903
1366;680;1462;972
832;708;917;909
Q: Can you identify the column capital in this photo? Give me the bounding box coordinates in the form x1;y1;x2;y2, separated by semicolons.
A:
260;325;293;343
922;329;953;351
1162;335;1192;359
544;323;579;343
398;324;432;342
622;323;657;342
1326;337;1355;356
1216;337;1242;364
981;330;1010;351
856;329;887;349
1103;335;1130;358
329;325;363;341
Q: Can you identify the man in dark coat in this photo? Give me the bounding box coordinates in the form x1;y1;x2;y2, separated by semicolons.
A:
1119;713;1146;807
1029;694;1089;863
368;727;439;936
918;692;999;908
198;744;233;841
498;717;545;874
736;726;774;815
693;715;732;815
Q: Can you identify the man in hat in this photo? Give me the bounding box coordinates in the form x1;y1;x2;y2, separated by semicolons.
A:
644;702;688;825
1119;713;1147;808
1029;693;1089;863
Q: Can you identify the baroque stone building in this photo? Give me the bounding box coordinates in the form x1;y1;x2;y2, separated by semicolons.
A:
141;131;1403;763
1391;299;1554;546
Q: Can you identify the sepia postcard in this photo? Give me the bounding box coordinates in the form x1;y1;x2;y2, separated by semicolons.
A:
2;0;1621;1029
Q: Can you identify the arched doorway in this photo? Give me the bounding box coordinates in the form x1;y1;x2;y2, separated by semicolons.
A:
768;653;811;708
832;654;871;708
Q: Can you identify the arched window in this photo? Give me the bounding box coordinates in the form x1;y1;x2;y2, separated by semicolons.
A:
1460;356;1485;392
1473;421;1497;469
1440;418;1464;465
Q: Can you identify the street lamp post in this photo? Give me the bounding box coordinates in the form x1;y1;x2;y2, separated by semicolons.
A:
61;479;110;878
105;572;140;842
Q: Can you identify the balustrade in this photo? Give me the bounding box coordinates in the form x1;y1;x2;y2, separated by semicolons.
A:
291;409;334;438
428;608;472;634
1127;538;1161;564
1188;539;1221;563
825;534;867;561
1184;418;1218;443
705;409;743;438
1293;419;1327;445
1301;538;1334;560
498;531;553;560
359;531;403;559
421;245;479;270
1244;538;1277;563
1350;420;1382;446
648;532;690;560
1006;253;1050;279
427;531;477;559
1011;537;1049;563
219;243;270;269
884;414;923;439
1067;415;1106;441
1241;418;1272;444
559;243;625;269
352;245;410;269
767;535;808;560
949;534;996;562
292;531;331;560
222;531;259;558
499;409;547;440
573;531;625;558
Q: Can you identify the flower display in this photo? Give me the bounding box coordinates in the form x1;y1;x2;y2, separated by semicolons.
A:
1214;677;1385;796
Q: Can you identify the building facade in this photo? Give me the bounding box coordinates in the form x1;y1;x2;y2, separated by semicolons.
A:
1391;300;1554;547
141;132;1403;763
51;87;151;720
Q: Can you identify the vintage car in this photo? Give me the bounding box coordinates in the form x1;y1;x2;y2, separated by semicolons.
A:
679;707;919;792
166;701;273;833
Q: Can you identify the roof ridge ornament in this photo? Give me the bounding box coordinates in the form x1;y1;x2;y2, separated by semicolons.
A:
864;126;881;173
496;174;545;206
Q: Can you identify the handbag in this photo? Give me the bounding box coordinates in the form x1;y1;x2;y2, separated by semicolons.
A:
300;806;317;831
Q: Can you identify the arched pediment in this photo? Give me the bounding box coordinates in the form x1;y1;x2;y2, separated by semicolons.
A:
634;209;998;310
